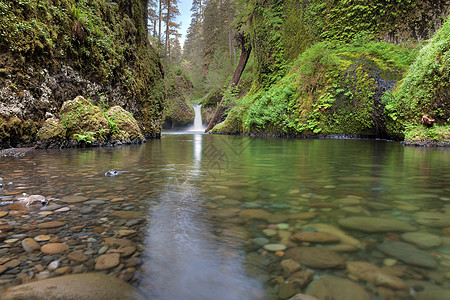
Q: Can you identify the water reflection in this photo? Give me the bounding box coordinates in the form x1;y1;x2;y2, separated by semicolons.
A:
139;133;264;300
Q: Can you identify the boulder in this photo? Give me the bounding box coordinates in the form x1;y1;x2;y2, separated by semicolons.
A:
60;96;110;141
105;106;144;140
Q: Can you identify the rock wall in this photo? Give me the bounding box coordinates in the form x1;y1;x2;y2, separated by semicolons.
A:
0;0;164;149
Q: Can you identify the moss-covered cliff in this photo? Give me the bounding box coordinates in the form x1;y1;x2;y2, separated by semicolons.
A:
0;0;164;149
213;0;450;143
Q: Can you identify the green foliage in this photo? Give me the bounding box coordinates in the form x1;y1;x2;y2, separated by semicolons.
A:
73;131;96;144
404;125;450;143
0;0;164;138
385;16;450;137
220;40;412;137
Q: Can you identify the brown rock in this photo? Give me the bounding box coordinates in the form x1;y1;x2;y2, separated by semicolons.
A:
61;195;88;203
0;211;8;217
347;261;409;290
41;243;69;255
67;250;89;262
95;253;120;270
304;223;361;248
291;232;340;243
289;270;315;287
239;209;271;220
0;264;7;274
118;229;137;237
278;281;301;300
37;221;65;229
54;267;72;275
288;294;319;300
285;247;346;269
305;275;370;300
5;259;21;268
104;237;135;247
22;238;41;252
1;273;142;300
109;211;142;219
280;259;302;274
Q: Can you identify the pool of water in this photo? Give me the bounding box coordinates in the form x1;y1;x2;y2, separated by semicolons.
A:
1;133;450;299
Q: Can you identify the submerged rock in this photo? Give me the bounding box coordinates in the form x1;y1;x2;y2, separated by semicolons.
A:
2;273;142;300
338;216;416;232
305;275;371;300
401;232;442;248
285;247;346;269
377;241;438;269
347;261;409;290
413;212;450;227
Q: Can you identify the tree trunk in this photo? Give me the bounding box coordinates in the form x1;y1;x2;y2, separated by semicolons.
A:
165;0;170;62
158;0;162;45
204;39;251;133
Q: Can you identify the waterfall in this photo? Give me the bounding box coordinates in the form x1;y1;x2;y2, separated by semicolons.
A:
189;104;205;132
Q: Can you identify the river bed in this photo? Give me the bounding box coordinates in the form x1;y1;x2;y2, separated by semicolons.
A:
1;133;450;299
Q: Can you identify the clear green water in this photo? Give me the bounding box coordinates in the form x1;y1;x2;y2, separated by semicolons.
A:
1;133;450;299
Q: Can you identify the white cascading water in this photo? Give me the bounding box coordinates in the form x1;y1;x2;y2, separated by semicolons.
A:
189;104;205;131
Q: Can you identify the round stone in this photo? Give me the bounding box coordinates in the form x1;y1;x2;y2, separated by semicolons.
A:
22;238;41;252
277;223;290;230
41;243;69;255
253;237;269;246
61;195;89;203
0;211;8;218
263;229;277;237
34;235;51;242
264;244;287;252
67;250;89;262
95;253;120;270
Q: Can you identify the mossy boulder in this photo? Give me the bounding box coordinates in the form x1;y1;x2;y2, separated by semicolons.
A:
60;96;110;142
37;96;144;148
36;117;65;140
105;106;144;140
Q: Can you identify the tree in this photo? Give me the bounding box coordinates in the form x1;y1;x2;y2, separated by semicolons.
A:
163;0;181;61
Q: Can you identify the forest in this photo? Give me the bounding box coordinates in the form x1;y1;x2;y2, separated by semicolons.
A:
0;0;449;148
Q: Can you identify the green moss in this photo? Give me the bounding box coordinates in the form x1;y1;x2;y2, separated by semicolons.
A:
220;41;408;137
36;117;65;140
403;125;450;145
60;96;110;140
0;0;164;143
0;114;39;147
105;106;143;139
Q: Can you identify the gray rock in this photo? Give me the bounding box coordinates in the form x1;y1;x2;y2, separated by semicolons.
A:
61;195;89;203
377;241;438;269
